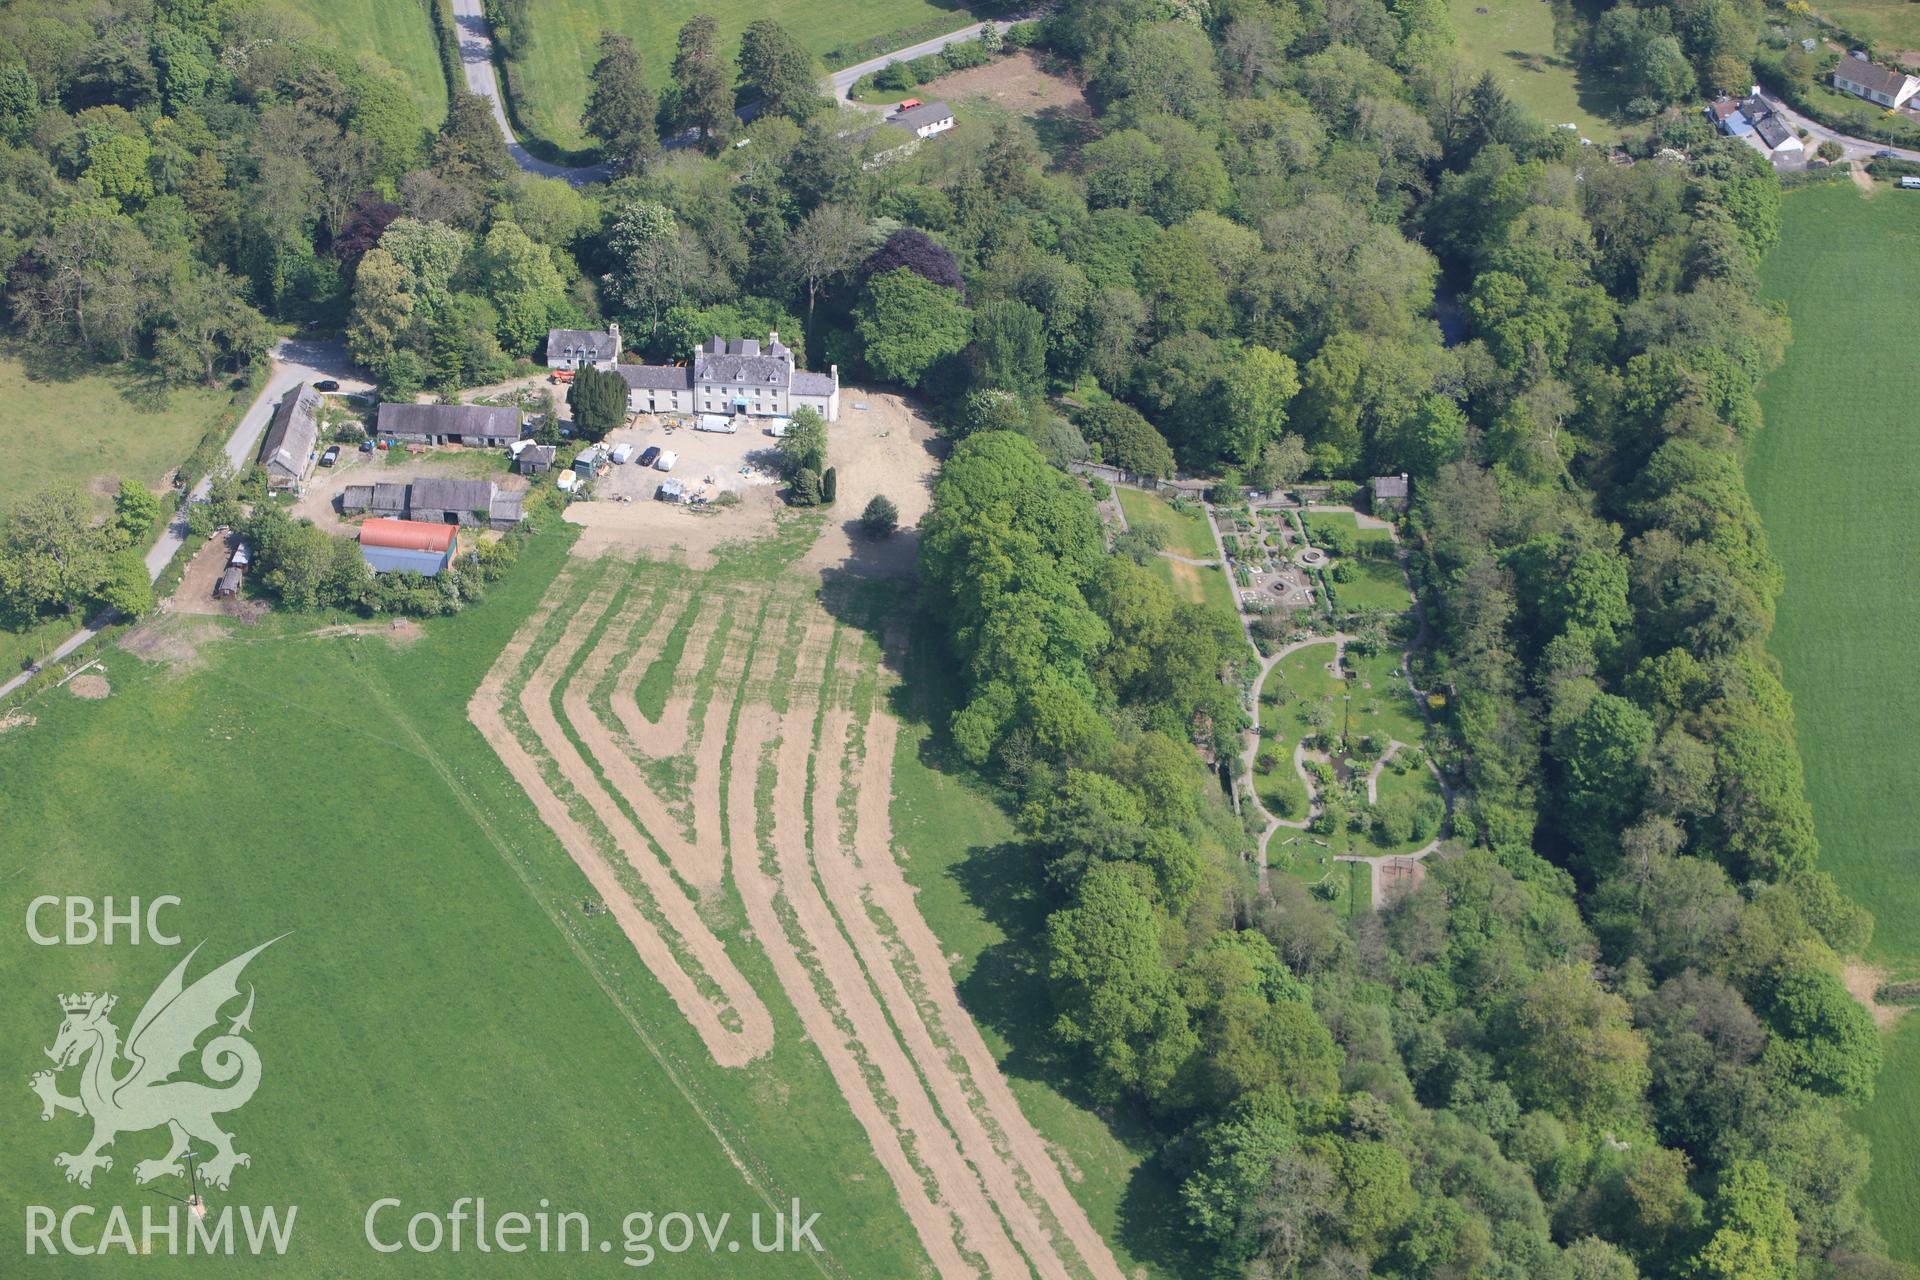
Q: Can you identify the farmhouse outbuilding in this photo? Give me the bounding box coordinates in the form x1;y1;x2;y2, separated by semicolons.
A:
376;403;526;447
408;477;522;530
545;323;622;371
358;518;457;576
514;443;557;475
257;383;324;493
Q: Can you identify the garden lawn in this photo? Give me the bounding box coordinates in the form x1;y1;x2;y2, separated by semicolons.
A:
1262;641;1347;742
283;0;449;127
1446;0;1622;142
1747;181;1920;1264
1334;557;1412;613
1346;648;1426;746
501;0;979;152
0;353;235;517
0;532;933;1277
1118;487;1220;561
1144;554;1239;622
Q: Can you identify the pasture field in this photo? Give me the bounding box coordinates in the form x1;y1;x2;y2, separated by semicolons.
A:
1446;0;1622;142
1117;487;1219;561
1810;0;1920;51
1747;181;1920;1263
280;0;449;127
0;353;236;517
0;531;924;1275
501;0;977;151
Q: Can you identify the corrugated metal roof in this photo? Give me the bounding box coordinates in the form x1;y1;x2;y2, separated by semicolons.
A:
359;518;456;551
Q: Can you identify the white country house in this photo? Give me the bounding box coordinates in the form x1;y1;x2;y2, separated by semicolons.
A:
544;323;622;371
614;332;841;423
1832;56;1920;108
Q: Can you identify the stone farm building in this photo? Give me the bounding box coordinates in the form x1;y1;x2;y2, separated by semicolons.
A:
358;518;457;575
1833;58;1920;108
612;331;841;422
545;324;622;371
1372;473;1410;513
257;382;324;494
341;478;524;530
376;403;527;447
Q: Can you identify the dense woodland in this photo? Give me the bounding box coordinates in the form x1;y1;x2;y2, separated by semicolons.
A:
0;0;1906;1277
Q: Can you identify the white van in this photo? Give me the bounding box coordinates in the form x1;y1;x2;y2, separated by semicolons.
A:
1901;176;1920;190
609;442;635;464
765;418;791;438
696;415;738;434
653;450;678;472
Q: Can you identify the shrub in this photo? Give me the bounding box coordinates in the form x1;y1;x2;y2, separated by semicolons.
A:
861;494;898;536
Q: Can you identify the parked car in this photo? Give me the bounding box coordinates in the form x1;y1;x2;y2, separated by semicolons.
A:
313;379;341;392
1874;149;1899;159
319;445;340;467
359;440;375;452
638;446;661;468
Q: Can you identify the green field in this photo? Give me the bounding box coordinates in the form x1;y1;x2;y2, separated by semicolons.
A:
279;0;449;128
502;0;977;151
1447;0;1622;143
0;532;931;1275
0;353;236;517
1747;181;1920;1263
0;352;249;683
0;508;1168;1274
1811;0;1920;52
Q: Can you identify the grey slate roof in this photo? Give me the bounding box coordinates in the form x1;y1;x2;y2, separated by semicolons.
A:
1753;114;1795;149
376;402;524;441
1835;60;1914;97
618;363;695;391
546;328;619;363
694;346;793;386
341;484;374;512
408;477;497;514
258;383;322;476
1373;474;1410;500
791;370;837;397
893;101;953;131
370;482;407;514
489;490;525;523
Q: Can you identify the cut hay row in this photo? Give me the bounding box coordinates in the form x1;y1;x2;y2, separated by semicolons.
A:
473;554;1124;1279
470;560;774;1067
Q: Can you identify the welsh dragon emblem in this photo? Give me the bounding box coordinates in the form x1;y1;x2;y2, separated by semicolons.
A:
28;938;280;1191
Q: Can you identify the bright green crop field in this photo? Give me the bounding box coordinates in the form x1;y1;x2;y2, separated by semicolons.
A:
1748;180;1920;1264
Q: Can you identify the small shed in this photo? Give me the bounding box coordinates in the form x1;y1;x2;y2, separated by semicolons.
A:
359;518;457;576
516;444;557;476
1372;473;1411;513
656;478;686;503
215;566;243;599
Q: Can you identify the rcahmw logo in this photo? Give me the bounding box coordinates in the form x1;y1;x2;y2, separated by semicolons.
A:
24;937;299;1258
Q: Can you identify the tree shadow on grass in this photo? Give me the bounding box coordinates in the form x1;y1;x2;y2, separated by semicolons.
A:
856;604;1214;1278
7;340;178;412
